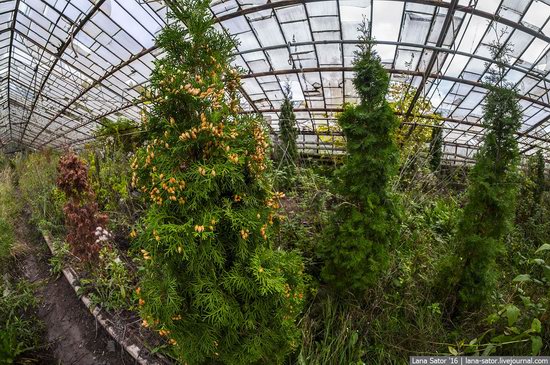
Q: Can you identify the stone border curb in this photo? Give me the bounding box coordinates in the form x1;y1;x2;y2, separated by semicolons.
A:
41;232;171;365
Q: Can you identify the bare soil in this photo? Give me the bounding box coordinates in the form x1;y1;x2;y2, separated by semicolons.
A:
15;211;136;365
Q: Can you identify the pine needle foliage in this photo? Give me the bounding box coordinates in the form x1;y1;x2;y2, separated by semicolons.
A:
444;42;522;312
429;126;443;172
130;1;306;363
318;21;400;294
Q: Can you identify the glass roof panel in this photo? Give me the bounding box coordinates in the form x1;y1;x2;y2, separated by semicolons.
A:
0;0;549;161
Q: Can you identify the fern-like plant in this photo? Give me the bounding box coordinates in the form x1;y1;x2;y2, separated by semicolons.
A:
130;1;306;363
318;21;400;294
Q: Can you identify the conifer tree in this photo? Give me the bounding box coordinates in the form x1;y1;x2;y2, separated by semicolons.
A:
318;21;400;294
278;84;299;169
429;126;443;172
516;150;548;246
449;42;521;311
532;150;546;205
130;1;305;363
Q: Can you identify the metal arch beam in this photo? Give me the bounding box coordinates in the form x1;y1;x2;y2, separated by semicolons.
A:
240;67;550;110
11;28;134;105
520;114;550;137
46;100;141;148
402;0;459;137
20;70;550;150
234;40;548;83
36;45;159;148
48;99;142;147
246;106;550;150
6;0;21;143
233;40;550;145
214;0;550;45
19;0;107;145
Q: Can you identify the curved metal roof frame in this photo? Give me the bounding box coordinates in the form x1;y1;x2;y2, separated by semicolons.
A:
0;0;549;164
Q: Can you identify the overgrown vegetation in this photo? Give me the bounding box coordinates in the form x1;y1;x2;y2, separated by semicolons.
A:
0;7;548;364
14;150;65;234
0;160;44;363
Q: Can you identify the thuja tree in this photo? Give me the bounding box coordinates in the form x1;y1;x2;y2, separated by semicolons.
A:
318;22;400;294
278;84;299;168
531;150;546;205
275;84;299;189
516;150;548;246
130;1;305;363
429;126;443;172
447;43;521;311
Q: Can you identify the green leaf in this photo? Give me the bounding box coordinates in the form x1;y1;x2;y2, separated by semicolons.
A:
505;305;520;326
491;334;513;343
482;343;495;356
448;346;458;356
350;331;359;346
535;244;550;254
531;336;543;355
513;274;531;283
486;313;500;324
531;318;542;333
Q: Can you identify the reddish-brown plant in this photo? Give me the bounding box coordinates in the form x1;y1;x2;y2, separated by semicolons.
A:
57;151;108;262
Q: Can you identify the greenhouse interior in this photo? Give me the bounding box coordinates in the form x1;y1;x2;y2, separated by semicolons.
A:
1;0;550;363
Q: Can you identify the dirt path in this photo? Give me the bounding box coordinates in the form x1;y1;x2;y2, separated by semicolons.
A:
15;211;136;365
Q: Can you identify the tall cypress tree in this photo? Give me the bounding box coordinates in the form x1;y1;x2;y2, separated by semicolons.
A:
429;126;443;172
278;84;298;169
130;0;306;363
449;43;521;311
318;21;400;294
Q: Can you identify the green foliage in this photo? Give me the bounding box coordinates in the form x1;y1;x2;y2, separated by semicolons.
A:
0;279;43;363
515;151;549;248
94;117;143;154
81;246;135;311
455;242;550;356
14;151;65;235
318;21;400;294
0;167;19;266
439;44;522;312
429;127;444;172
0;218;15;267
131;1;306;363
275;85;299;189
48;239;70;278
275;167;334;265
298;296;365;365
297;195;460;364
390;83;441;164
86;141;142;238
531;151;546;205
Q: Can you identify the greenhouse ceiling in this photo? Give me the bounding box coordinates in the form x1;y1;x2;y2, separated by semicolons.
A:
0;0;550;163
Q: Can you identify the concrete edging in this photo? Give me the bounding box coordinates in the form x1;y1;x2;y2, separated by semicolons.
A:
42;232;169;365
